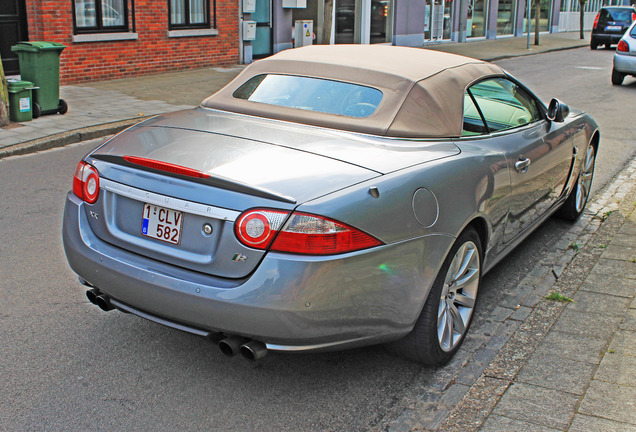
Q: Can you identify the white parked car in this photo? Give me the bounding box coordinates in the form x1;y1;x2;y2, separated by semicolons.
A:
612;20;636;85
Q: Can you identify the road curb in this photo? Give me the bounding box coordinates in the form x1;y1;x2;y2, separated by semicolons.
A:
0;117;148;159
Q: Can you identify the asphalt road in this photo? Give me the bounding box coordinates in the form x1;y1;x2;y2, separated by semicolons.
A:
0;47;634;432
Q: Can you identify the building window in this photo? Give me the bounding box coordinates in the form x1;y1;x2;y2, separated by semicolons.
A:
169;0;213;29
73;0;129;33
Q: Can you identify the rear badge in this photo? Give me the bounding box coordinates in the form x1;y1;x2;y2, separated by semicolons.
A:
232;253;247;262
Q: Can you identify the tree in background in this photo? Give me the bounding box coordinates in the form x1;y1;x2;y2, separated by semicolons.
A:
535;0;541;45
580;0;588;39
0;61;9;127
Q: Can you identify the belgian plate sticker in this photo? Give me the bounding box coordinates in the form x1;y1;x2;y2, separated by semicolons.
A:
141;203;183;245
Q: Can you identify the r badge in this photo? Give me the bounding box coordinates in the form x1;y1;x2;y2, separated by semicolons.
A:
232;253;247;262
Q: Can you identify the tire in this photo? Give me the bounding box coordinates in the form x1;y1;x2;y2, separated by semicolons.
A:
558;145;596;221
611;68;625;86
590;39;598;50
32;102;41;119
389;228;482;365
58;99;68;115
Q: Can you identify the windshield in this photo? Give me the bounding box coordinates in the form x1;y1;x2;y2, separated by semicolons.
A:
233;74;383;118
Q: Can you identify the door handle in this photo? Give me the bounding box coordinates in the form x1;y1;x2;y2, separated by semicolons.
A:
515;157;531;173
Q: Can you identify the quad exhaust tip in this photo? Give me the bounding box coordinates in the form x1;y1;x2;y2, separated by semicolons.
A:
85;290;268;360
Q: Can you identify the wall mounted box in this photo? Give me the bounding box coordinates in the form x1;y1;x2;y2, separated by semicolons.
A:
242;0;256;13
243;21;257;40
283;0;307;8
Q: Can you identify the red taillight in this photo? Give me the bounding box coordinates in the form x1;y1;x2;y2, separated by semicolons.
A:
632;12;635;22
235;209;290;249
271;213;383;255
593;12;600;29
72;161;100;204
235;210;383;255
617;39;630;52
123;156;211;179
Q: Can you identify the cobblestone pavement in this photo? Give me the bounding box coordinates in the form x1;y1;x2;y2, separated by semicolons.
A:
387;160;636;432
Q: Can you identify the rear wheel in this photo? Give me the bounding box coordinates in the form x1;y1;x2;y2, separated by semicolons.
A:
389;228;482;365
558;145;596;221
611;68;625;86
590;40;598;50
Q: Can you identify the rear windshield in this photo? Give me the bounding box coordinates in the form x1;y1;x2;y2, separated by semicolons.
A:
233;74;383;118
604;8;634;21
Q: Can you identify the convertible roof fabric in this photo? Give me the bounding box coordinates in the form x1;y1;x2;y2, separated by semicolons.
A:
202;45;506;138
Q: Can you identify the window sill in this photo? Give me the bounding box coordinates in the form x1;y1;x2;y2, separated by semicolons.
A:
72;32;139;43
167;28;218;38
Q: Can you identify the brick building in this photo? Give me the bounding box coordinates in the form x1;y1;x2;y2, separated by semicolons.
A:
1;0;239;84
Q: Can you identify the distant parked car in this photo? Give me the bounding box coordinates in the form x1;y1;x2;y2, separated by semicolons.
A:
612;19;636;85
590;6;636;49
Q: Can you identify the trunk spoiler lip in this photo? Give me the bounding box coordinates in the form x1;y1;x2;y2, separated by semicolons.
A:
88;154;298;204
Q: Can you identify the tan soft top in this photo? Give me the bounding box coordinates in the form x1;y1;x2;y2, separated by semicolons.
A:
202;45;506;138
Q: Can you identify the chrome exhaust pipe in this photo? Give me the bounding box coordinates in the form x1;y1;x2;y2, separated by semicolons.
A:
218;336;249;357
240;340;268;361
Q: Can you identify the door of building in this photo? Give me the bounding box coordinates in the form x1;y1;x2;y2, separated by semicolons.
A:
0;0;29;75
252;0;273;58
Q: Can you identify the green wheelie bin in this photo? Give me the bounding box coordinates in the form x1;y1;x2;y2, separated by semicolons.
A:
11;41;67;118
7;79;37;122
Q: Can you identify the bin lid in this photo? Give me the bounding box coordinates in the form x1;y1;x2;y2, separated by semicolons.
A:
6;79;35;93
11;41;66;53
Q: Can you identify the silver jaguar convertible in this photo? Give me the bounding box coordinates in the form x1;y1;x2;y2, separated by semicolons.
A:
63;45;598;365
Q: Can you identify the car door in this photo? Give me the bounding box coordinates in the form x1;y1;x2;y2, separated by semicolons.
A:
464;77;574;243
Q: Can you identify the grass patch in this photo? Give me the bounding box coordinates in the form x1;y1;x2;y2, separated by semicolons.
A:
545;292;575;303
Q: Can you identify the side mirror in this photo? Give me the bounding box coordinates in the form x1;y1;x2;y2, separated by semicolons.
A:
547;98;570;122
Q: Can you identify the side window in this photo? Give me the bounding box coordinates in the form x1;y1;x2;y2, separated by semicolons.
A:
169;0;212;30
462;92;488;136
468;78;542;133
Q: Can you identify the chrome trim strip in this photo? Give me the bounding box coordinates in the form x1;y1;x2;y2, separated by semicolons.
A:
100;178;241;221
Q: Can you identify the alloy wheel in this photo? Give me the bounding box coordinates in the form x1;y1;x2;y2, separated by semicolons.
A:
437;241;480;352
576;146;595;213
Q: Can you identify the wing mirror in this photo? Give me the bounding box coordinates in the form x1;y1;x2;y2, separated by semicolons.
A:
547;98;570;122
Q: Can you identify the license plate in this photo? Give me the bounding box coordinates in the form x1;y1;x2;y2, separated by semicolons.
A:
141;204;183;245
606;25;622;31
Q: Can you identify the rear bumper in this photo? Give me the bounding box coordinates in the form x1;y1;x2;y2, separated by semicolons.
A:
592;33;625;45
614;53;636;74
63;194;453;351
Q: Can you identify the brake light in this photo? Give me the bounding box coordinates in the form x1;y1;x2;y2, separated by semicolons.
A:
123;156;211;179
632;12;635;22
72;161;100;204
234;210;384;255
593;12;600;29
617;39;629;52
